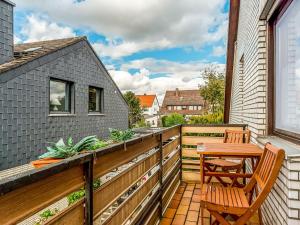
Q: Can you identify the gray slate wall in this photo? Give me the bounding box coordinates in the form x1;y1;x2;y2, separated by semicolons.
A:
0;41;129;170
0;0;14;64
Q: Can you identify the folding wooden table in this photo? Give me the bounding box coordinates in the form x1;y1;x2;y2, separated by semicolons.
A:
198;143;263;186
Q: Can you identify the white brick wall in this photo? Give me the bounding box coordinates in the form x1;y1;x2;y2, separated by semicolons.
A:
229;0;300;224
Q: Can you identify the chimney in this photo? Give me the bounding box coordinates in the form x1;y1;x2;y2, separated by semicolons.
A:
175;88;179;97
0;0;15;64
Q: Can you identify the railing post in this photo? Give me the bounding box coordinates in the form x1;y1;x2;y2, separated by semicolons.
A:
158;132;163;218
84;157;94;225
179;125;183;181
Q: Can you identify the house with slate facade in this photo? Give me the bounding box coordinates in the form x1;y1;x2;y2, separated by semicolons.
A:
0;0;128;170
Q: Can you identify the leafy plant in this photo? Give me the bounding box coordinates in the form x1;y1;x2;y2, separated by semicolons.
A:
123;91;144;128
67;179;101;205
199;66;225;113
39;136;98;159
88;139;109;150
109;128;135;142
163;113;185;127
35;208;59;225
188;112;223;125
67;188;85;205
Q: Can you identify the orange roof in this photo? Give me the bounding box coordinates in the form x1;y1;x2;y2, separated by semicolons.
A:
136;95;156;108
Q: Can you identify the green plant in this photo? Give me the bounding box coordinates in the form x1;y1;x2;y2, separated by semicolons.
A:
109;128;135;142
163;113;185;127
35;208;59;224
88;140;109;150
67;179;101;205
67;189;85;205
123;91;144;128
188;112;223;125
133;118;150;128
39;136;98;159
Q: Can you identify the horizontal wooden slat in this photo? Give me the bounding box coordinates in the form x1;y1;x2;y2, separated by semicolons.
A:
93;151;159;217
182;126;244;134
182;159;200;165
163;137;180;158
163;150;180;177
104;172;159;225
182;164;200;170
162;126;180;142
93;135;160;178
0;166;84;225
182;171;201;182
182;136;224;145
46;200;84;225
182;148;199;158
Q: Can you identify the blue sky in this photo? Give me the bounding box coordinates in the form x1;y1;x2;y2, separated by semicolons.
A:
13;0;229;102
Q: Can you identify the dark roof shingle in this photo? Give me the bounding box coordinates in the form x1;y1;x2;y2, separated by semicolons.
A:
0;37;85;74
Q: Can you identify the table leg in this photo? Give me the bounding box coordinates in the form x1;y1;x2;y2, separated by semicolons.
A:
200;154;204;186
200;154;204;224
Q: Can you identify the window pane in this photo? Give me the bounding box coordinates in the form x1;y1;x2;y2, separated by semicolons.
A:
50;80;70;112
89;87;102;112
275;0;300;134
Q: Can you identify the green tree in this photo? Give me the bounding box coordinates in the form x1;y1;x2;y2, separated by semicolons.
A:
163;113;185;127
199;66;225;113
123;91;144;128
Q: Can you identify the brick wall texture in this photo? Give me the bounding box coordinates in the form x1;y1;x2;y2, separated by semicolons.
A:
229;0;300;224
0;41;129;170
0;0;13;64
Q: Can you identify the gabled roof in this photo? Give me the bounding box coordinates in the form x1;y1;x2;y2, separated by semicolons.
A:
0;36;129;108
136;94;157;108
161;89;204;107
0;37;85;74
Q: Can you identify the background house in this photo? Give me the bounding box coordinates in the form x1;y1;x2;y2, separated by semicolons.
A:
0;0;128;170
160;88;204;117
136;94;160;127
225;0;300;224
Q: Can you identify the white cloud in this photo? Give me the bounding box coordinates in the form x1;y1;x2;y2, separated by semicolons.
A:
109;58;225;103
20;14;76;42
14;35;22;44
212;45;226;57
14;0;228;57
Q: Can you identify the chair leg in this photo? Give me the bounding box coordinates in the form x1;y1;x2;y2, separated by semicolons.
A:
206;164;228;186
206;165;216;183
210;211;231;225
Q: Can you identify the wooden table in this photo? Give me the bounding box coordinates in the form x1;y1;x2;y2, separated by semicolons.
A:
197;143;263;186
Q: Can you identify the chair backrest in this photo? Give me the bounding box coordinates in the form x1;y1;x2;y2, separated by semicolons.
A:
241;143;285;222
223;129;251;144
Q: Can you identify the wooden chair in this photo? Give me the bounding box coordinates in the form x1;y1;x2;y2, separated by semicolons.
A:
200;143;285;225
205;129;251;186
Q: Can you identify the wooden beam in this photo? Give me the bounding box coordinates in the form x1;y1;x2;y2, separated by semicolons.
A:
224;0;240;123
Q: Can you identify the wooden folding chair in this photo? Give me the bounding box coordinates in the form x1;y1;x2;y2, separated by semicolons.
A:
205;129;251;186
200;143;285;225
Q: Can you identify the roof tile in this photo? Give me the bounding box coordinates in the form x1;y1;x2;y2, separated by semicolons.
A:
0;37;85;74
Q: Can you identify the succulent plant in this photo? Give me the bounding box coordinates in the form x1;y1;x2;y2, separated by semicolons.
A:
39;136;98;159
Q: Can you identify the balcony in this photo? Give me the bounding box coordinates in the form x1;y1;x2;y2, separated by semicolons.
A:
0;125;266;225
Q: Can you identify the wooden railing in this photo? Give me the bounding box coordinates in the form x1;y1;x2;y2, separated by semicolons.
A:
0;125;181;225
181;124;247;182
0;124;247;225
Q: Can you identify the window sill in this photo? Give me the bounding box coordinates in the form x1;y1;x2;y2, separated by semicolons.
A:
48;114;76;117
257;135;300;159
88;113;105;116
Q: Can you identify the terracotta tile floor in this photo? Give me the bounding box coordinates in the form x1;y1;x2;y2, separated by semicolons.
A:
160;182;260;225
